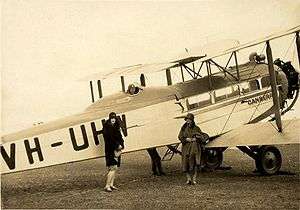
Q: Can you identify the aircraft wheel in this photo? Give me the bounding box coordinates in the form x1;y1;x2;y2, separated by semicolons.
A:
255;146;282;175
203;148;223;170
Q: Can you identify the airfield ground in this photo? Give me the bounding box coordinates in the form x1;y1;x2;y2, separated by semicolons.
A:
1;144;299;209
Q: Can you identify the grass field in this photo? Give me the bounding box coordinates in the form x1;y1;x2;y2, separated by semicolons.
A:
1;145;299;209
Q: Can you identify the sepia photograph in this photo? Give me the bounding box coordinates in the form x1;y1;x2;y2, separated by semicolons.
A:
1;0;300;209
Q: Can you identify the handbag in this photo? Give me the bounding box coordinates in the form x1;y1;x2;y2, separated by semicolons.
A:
114;149;122;158
194;132;209;145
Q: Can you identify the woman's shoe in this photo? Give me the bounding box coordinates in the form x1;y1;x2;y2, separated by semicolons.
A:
110;186;118;190
104;187;112;192
186;180;191;185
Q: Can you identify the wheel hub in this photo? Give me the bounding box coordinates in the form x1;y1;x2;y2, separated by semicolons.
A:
256;146;282;175
204;149;223;170
263;151;277;170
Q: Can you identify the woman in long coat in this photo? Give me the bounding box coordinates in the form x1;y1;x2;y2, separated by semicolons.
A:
178;113;202;185
102;112;124;192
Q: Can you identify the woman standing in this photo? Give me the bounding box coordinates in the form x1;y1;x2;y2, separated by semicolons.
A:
102;112;124;192
178;113;202;185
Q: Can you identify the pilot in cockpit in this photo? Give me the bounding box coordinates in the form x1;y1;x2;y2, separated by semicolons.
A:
127;84;142;95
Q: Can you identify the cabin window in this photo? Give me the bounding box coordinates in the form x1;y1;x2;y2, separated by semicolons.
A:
230;85;240;97
215;87;231;101
249;79;260;91
261;76;270;88
215;85;240;102
187;92;211;110
239;82;250;94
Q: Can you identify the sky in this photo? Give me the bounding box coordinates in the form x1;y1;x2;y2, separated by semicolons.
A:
1;0;300;134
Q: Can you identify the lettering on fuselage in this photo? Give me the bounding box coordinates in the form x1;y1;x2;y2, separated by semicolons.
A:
1;143;16;170
24;138;44;164
1;114;127;172
242;92;272;105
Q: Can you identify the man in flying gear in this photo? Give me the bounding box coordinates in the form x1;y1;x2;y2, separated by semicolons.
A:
127;84;141;95
275;67;289;109
274;58;299;101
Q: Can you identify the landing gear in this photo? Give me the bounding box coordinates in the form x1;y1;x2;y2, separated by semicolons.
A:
255;146;282;175
238;145;282;175
203;148;224;170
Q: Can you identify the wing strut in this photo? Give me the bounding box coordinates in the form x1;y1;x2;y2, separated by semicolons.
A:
166;69;172;85
140;74;146;87
248;106;275;124
233;51;240;81
206;61;213;90
180;65;185;82
209;59;238;81
121;76;126;92
296;32;300;67
97;80;103;98
90;81;95;103
266;41;282;132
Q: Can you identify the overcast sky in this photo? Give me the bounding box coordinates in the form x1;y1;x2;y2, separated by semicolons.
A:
1;0;300;133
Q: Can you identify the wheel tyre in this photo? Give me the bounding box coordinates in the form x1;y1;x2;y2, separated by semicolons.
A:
203;148;223;170
255;146;282;175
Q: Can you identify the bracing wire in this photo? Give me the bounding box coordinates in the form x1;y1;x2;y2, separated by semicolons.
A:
220;43;267;134
278;35;299;131
283;36;296;60
248;55;271;121
248;35;297;124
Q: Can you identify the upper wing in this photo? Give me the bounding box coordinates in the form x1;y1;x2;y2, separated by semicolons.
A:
199;25;300;62
80;57;205;81
80;62;176;81
80;25;299;81
80;39;240;81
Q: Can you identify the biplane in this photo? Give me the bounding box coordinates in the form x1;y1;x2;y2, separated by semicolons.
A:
1;25;300;175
